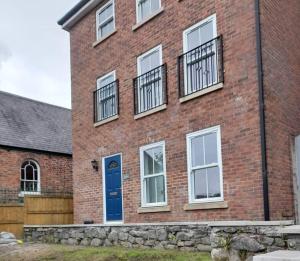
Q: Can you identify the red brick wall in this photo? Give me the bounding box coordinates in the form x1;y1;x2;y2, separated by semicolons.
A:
260;0;300;220
70;0;265;223
0;147;73;194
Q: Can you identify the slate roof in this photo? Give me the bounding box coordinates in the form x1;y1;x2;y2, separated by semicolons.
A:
0;91;72;155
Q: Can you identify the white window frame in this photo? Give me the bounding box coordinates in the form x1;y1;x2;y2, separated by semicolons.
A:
186;125;223;204
136;0;162;23
96;0;115;40
139;141;167;207
183;14;217;94
137;45;163;76
96;70;117;120
97;70;116;88
19;159;41;196
136;45;163;113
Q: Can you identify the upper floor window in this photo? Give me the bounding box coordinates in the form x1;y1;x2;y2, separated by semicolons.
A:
140;141;167;207
178;14;224;98
134;45;167;115
136;0;161;23
20;160;40;194
186;126;223;203
96;0;115;40
94;71;118;123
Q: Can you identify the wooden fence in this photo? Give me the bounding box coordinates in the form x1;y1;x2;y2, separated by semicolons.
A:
0;195;73;238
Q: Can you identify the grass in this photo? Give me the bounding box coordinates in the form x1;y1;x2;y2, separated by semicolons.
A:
38;245;211;261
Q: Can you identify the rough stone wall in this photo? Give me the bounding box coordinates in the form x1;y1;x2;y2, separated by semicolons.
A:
210;226;290;260
0;147;73;194
24;223;294;259
70;0;264;223
260;0;300;220
24;224;211;252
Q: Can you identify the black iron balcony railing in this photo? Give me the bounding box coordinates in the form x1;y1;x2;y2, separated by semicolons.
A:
178;36;224;98
94;80;119;123
133;64;167;115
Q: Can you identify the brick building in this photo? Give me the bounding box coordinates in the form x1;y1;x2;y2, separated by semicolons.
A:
0;91;72;201
58;0;300;224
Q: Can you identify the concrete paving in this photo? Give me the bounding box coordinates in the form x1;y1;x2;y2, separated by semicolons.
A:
254;250;300;261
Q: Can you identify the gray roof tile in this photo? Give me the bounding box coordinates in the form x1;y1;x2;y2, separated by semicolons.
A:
0;91;72;155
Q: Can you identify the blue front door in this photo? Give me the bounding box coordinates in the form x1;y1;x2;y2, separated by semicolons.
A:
104;154;123;222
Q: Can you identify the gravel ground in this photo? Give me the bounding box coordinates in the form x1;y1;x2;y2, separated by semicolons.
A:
0;243;77;261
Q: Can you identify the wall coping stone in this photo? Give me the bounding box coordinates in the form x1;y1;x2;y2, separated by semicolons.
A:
208;220;294;227
24;222;209;228
24;220;294;229
280;225;300;234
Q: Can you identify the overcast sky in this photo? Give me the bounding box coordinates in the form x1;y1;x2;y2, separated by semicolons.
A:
0;0;80;109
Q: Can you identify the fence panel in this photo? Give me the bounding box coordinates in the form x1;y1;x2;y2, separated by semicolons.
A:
24;196;73;225
0;204;24;238
0;195;73;238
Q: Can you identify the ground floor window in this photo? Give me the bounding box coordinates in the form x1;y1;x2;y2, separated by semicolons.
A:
186;126;223;203
20;160;40;193
140;141;167;206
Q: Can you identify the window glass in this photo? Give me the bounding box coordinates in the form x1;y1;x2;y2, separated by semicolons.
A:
187;19;214;52
194;169;207;199
141;143;166;205
200;20;214;44
187;28;200;51
97;0;114;39
207;166;220;198
99;3;113;22
140;49;160;75
99;74;114;88
138;0;160;22
100;21;114;38
204;132;218;165
156;175;165;202
146;176;156;203
188;127;222;202
20;160;39;193
144;149;154;176
191;136;204;167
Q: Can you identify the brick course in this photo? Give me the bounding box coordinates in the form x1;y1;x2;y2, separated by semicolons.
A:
260;0;300;220
70;0;267;223
0;147;72;194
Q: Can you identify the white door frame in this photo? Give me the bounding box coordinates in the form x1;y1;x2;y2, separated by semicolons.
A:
102;152;124;224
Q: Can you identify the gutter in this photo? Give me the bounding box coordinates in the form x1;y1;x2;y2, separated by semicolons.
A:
0;144;72;157
255;0;270;221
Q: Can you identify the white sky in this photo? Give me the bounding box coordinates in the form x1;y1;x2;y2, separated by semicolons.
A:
0;0;80;109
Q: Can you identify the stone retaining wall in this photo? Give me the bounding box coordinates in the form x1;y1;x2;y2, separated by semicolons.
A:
24;223;212;252
24;221;294;260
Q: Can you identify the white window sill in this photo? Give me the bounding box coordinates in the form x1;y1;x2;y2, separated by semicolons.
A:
137;205;170;214
184;201;228;211
134;104;167;120
18;192;41;197
94;114;119;127
132;7;164;31
93;29;117;48
179;82;223;103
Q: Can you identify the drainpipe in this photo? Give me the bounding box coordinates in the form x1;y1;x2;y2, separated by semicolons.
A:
255;0;270;221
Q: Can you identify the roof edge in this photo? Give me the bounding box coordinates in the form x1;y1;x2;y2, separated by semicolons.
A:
0;144;72;157
0;90;71;111
58;0;104;31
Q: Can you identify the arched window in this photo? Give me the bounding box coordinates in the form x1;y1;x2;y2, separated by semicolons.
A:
20;160;40;193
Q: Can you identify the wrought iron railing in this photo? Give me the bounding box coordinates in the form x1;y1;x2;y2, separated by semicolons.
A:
94;80;119;123
133;64;167;115
178;36;223;98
